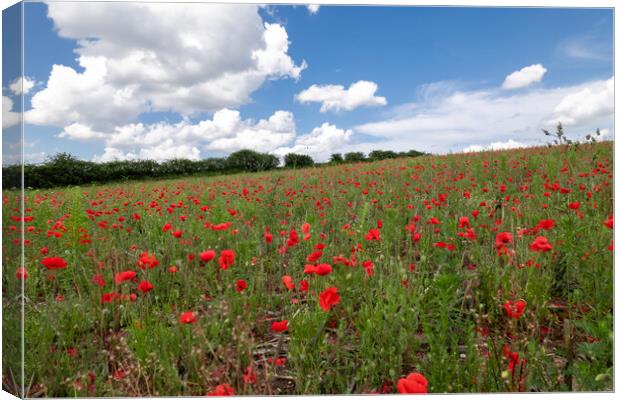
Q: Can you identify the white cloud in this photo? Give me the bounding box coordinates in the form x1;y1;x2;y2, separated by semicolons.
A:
26;3;306;131
355;77;613;154
205;110;297;153
463;139;525;153
307;4;320;14
296;80;387;112
548;77;613;126
9;77;36;95
87;109;294;162
2;96;20;129
502;64;547;90
273;122;353;162
85;108;355;163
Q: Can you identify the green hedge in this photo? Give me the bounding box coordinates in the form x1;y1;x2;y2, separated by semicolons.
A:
2;148;425;190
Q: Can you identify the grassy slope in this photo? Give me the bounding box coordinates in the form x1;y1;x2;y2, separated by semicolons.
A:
2;142;613;395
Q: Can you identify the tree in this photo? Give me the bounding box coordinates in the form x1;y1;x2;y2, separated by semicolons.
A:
284;153;314;168
329;153;344;163
344;152;366;163
226;149;279;172
368;150;398;161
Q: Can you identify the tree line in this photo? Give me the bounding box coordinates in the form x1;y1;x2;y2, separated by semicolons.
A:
2;148;425;189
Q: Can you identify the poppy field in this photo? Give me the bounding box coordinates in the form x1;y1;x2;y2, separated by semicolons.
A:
2;142;614;396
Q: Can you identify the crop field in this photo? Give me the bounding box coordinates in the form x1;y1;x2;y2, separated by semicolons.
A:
2;142;614;396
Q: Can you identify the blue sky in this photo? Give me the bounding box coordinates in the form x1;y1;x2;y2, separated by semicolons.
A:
2;2;614;164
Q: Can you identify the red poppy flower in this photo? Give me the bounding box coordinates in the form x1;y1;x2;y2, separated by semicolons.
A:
603;216;613;229
138;280;154;293
172;229;183;238
179;311;197;324
16;267;28;280
101;292;120;303
271;320;288;332
136;252;159;270
207;384;235;396
200;249;216;263
536;219;555;230
218;249;235;270
362;260;375;277
318;287;340;312
397;372;428;394
264;231;274;244
315;263;332;276
282;275;295;290
300;279;309;292
495;232;513;249
91;274;105;287
304;264;317;275
568;201;580;210
114;270;137;284
365;228;381;241
243;366;256;384
235;279;248;293
42;257;67;270
504;299;527;319
529;236;553;252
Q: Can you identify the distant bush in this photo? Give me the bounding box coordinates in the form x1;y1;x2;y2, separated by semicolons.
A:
284;153;314;168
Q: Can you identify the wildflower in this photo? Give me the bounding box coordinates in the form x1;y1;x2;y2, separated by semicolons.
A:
315;263;332;276
235;279;248;293
218;249;235;270
200;249;216;263
529;236;553;252
365;228;381;241
101;292;120;303
495;232;513;249
319;287;340;312
271;320;288;332
536;219;555;230
179;311;197;324
137;280;154;293
42;257;67;270
16;267;28;280
603;216;613;229
282;275;295;290
208;384;235;396
504;299;526;319
397;372;428;394
243;367;256;384
92;274;105;287
136;252;159;270
114;270;137;284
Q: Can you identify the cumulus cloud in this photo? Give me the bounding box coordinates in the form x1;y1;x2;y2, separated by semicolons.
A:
84;108;355;163
85;109;291;162
355;77;613;154
26;3;306;131
548;77;613;126
296;80;387;112
502;64;547;90
463;139;525;153
2;96;20;129
307;4;320;14
9;76;36;95
273;122;353;162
